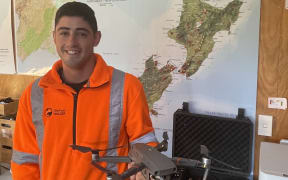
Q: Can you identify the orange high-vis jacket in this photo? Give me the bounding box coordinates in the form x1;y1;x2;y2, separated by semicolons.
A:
11;54;158;180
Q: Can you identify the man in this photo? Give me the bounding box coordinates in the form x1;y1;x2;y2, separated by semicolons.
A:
11;2;158;180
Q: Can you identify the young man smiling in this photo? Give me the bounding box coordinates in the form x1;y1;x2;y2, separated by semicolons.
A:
53;15;101;84
11;2;157;180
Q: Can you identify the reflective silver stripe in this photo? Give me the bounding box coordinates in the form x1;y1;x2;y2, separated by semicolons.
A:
31;78;44;177
130;131;158;145
12;150;39;165
31;78;44;151
106;69;125;172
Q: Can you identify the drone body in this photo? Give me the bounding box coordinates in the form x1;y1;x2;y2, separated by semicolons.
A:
72;132;233;180
129;143;177;177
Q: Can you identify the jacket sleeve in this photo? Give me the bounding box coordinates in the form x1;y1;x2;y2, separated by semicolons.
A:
11;85;40;180
124;74;158;146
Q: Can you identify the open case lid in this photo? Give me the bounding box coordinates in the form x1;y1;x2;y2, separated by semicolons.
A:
260;142;288;177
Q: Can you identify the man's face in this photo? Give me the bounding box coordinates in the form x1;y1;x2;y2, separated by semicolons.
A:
53;16;101;69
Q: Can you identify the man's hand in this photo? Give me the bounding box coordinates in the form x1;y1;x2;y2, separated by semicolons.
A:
128;163;146;180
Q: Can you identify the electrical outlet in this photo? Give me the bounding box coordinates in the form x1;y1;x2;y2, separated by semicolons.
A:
268;97;287;110
258;115;273;136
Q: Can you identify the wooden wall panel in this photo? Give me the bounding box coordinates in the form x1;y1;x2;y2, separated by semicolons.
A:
0;74;39;98
255;0;288;179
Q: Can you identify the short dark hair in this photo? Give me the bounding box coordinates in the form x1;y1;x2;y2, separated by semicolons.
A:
55;2;98;32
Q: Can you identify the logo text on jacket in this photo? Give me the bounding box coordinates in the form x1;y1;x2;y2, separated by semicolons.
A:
45;108;66;117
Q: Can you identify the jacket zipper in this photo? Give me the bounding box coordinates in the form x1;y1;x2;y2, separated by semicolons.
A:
73;93;79;146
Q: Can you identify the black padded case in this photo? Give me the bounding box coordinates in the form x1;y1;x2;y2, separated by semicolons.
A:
172;106;253;180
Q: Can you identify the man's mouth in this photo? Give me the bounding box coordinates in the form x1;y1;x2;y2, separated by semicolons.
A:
65;50;80;55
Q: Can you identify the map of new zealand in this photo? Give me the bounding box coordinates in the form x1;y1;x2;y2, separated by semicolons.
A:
14;0;260;155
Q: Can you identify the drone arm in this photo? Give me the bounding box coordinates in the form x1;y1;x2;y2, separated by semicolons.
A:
95;156;132;163
171;157;203;168
91;160;116;175
207;155;241;170
120;163;146;179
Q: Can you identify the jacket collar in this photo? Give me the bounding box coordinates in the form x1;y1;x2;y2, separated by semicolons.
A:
39;54;111;89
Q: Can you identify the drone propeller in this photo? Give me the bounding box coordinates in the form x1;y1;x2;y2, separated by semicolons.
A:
70;145;93;153
200;145;241;170
200;145;209;157
71;131;168;154
70;144;127;154
155;131;169;152
162;131;169;140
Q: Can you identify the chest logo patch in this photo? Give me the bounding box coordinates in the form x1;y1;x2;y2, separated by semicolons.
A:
45;108;66;117
45;108;52;117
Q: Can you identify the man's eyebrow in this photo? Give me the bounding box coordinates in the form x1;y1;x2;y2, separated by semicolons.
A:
75;28;90;33
57;27;70;31
56;27;90;33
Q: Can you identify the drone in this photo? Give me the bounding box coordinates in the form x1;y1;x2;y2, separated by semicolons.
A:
71;132;240;180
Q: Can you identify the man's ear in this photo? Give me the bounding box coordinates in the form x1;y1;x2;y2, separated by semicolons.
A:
94;31;101;47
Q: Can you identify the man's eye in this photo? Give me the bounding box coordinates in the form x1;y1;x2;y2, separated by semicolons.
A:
60;32;69;36
79;33;88;38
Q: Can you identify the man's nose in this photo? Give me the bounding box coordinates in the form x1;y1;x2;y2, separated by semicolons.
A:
67;34;78;46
